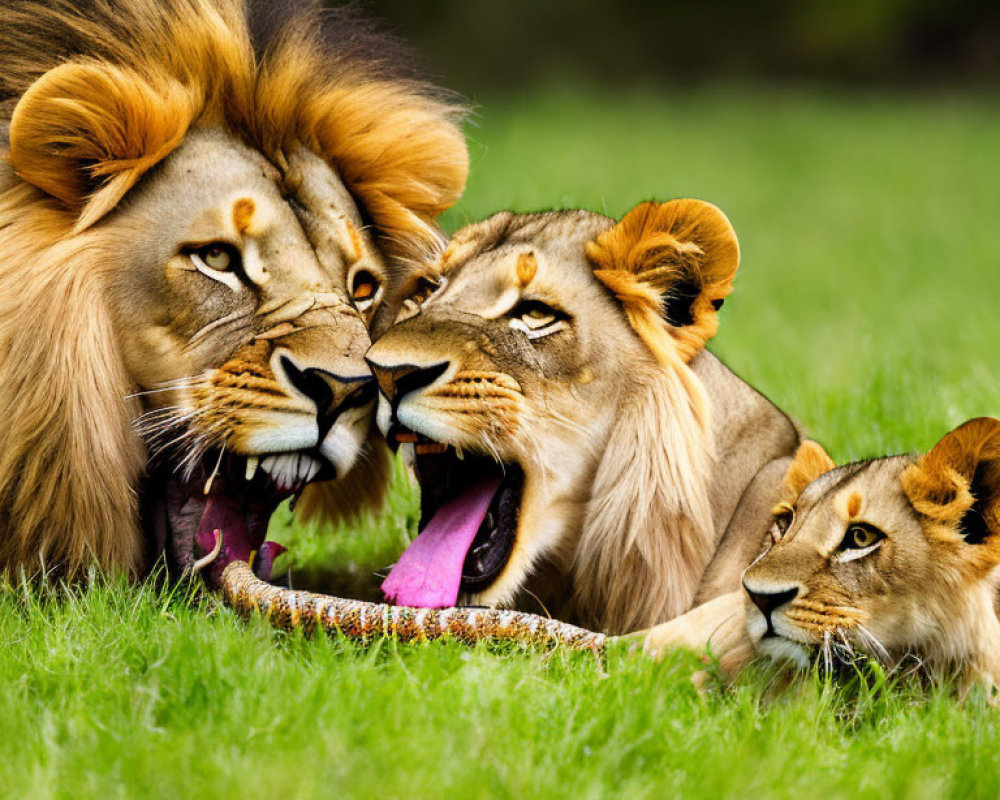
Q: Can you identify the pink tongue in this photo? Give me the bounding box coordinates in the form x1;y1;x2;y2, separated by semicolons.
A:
382;476;502;608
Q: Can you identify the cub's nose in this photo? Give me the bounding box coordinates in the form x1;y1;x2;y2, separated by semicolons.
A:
365;359;449;408
743;584;798;636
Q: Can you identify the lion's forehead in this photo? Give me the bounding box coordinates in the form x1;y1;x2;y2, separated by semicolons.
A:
140;129;364;261
441;211;611;282
790;459;912;539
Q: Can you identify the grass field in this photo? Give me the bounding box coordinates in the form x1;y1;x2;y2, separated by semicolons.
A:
6;85;1000;799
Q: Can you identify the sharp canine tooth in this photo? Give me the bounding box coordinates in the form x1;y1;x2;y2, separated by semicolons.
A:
455;446;464;460
245;456;259;481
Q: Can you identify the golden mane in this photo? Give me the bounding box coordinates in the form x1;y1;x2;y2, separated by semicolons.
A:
572;360;717;633
1;0;467;258
0;0;467;578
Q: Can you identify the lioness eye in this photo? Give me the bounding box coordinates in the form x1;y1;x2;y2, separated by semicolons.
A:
509;300;568;340
351;270;381;312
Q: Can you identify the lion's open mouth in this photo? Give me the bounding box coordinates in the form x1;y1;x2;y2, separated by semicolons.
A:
381;426;524;607
141;449;333;588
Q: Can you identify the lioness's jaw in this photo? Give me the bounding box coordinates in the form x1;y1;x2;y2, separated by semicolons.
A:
0;0;467;581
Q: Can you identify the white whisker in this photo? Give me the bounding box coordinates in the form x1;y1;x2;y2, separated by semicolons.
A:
855;623;890;663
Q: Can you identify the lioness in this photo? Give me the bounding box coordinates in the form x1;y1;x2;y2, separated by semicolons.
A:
645;418;1000;700
366;200;805;634
0;0;466;583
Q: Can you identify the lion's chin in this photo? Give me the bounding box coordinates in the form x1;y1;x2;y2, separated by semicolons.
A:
141;449;331;588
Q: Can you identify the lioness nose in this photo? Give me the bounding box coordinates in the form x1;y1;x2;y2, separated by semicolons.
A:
366;359;449;409
277;356;376;436
744;584;798;622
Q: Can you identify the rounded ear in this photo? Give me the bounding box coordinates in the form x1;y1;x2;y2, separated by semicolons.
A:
9;61;197;232
780;440;836;504
586;199;739;364
902;417;1000;545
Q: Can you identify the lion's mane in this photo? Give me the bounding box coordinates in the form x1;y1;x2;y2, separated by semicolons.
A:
0;0;467;577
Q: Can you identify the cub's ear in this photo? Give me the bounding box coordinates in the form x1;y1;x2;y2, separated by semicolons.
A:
902;417;1000;547
586;199;739;364
9;61;196;232
780;440;836;504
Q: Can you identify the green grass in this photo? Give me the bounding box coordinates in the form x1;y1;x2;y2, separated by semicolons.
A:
8;85;1000;799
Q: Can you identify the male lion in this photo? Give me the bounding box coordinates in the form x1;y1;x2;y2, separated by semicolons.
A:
645;418;1000;701
0;0;467;584
365;200;807;634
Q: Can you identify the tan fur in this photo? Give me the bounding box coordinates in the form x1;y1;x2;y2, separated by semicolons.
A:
573;362;715;633
0;205;146;574
368;202;802;634
641;589;751;680
0;0;467;579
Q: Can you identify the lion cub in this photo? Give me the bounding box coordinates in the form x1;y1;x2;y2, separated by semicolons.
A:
645;417;1000;700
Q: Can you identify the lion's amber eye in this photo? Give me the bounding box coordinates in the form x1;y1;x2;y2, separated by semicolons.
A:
849;526;878;548
188;243;239;273
522;306;555;328
351;270;381;312
186;243;243;289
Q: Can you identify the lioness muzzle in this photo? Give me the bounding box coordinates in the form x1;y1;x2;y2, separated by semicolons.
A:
220;560;607;655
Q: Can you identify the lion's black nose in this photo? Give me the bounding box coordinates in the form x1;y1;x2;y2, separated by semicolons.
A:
278;356;375;438
365;359;449;412
743;584;798;637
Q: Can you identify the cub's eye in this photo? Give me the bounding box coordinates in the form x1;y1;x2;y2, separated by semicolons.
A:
350;269;381;312
845;524;882;549
834;523;885;562
509;300;569;341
